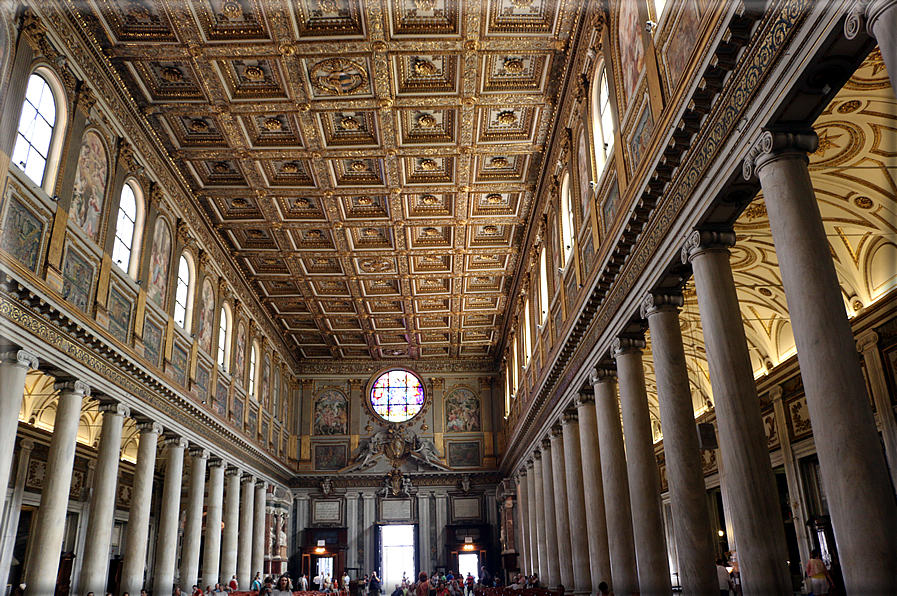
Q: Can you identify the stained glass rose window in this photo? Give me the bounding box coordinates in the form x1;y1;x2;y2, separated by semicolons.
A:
369;369;425;423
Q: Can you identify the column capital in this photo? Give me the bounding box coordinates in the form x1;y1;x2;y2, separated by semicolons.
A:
226;466;243;477
98;401;130;418
525;458;534;469
574;391;594;408
589;366;616;385
743;130;818;179
532;449;542;461
518;466;528;479
561;410;578;425
164;435;189;448
845;0;897;39
54;379;91;397
189;447;210;460
549;423;563;440
0;349;39;370
640;292;684;319
856;330;880;353
255;479;268;489
242;474;256;484
681;229;736;265
610;337;646;358
137;420;163;434
20;438;36;451
209;458;227;469
540;437;551;452
769;385;784;403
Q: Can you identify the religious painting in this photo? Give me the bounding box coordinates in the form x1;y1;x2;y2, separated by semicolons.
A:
107;285;131;344
580;231;595;279
195;364;210;401
261;354;271;408
629;102;655;166
171;343;188;387
447;441;482;468
2;197;43;272
665;0;701;90
197;277;215;354
62;247;93;312
214;379;228;418
234;321;247;385
577;127;592;219
147;218;171;308
142;319;163;366
550;214;562;292
314;443;348;471
444;387;481;433
313;389;349;436
618;0;646;103
261;418;270;446
233;396;244;427
602;181;621;234
70;131;108;242
248;407;258;438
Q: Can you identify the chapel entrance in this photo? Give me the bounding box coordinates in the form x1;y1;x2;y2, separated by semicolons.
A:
380;524;415;589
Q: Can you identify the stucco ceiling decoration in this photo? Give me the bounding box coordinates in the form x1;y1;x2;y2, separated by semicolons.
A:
87;0;581;363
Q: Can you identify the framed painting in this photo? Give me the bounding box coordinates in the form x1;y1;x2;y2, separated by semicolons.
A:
1;196;43;272
214;380;228;418
444;387;481;433
62;247;94;312
232;396;244;427
107;285;131;344
147;218;171;308
314;443;348;471
194;364;210;400
142;319;163;367
313;389;348;435
447;441;482;468
171;343;188;387
70;131;108;242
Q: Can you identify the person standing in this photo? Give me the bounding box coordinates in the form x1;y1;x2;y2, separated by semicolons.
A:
716;559;732;596
229;576;239;593
298;574;309;591
369;572;382;596
252;574;263;592
806;549;833;595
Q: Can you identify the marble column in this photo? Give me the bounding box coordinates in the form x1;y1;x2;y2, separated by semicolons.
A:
641;294;717;596
222;467;242;585
435;492;448;565
516;470;530;574
590;369;638;596
744;131;897;593
362;493;376;573
612;338;671;596
549;425;574;590
238;475;255;587
79;402;129;595
203;459;227;587
574;392;613;592
154;437;188;596
121;420;163;596
538;438;560;589
24;380;90;596
560;411;592;596
416;491;430;574
253;479;267;577
0;350;38;501
846;0;897;94
0;439;34;588
181;447;210;589
682;229;791;595
531;450;547;583
525;459;538;578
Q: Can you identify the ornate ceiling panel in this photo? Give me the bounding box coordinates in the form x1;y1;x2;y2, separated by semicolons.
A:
87;0;579;363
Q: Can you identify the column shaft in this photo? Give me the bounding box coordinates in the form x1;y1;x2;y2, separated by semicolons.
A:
516;472;529;575
237;476;255;586
848;0;897;93
79;403;129;595
154;438;187;596
24;381;89;596
181;448;210;589
203;460;226;588
253;480;266;576
531;453;547;583
221;468;242;586
592;374;638;596
0;351;38;502
642;299;717;596
575;396;612;592
549;428;574;589
561;413;592;596
525;461;538;576
684;230;791;595
751;136;897;593
539;440;560;589
121;421;162;595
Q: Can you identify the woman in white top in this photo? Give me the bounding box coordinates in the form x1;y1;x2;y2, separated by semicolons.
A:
272;577;293;596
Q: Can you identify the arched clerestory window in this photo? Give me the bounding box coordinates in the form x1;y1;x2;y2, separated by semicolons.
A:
248;341;259;400
218;302;232;372
12;70;68;193
591;63;616;182
173;252;195;331
112;180;145;279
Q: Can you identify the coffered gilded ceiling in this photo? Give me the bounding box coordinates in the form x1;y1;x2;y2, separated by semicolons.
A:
87;0;580;361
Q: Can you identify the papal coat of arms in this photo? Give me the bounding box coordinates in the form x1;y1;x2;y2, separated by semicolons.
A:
309;58;368;96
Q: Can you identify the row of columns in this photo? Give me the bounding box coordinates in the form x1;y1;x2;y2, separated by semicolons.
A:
0;356;273;594
516;125;897;595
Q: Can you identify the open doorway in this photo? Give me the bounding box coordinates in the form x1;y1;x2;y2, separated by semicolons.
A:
458;552;479;582
381;525;415;589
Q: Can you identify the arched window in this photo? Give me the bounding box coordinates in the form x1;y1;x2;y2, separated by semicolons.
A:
248;342;259;399
591;64;615;182
560;172;575;264
173;252;195;331
217;302;232;372
13;71;66;191
539;246;549;325
504;369;511;418
112;181;144;278
523;299;532;366
511;336;518;393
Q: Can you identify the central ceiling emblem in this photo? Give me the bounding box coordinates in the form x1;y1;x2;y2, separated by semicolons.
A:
414;59;438;76
242;65;265;81
417;113;437;128
310;58;368;96
263;118;282;131
221;1;242;19
503;57;525;74
419;158;438;171
341;116;361;130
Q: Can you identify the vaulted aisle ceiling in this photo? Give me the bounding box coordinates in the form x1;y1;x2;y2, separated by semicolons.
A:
79;0;582;363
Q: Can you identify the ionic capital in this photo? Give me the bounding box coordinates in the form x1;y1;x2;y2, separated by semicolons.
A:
55;379;91;397
0;349;39;370
610;337;646;359
256;479;268;489
209;458;227;469
242;474;256;484
20;438;35;451
743;130;818;180
540;437;551;452
640;292;684;320
681;229;736;265
574;389;595;408
856;330;880;353
517;467;528;479
532;449;542;461
189;447;210;460
845;0;896;39
549;423;563;440
226;466;243;477
137;420;164;435
589;367;616;385
769;385;784;403
98;401;131;418
164;436;189;449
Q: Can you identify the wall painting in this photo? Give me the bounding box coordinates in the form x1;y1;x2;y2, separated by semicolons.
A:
445;387;481;433
602;181;621;234
313;389;348;436
314;443;348;471
70;131;108;242
665;0;702;90
233;396;244;427
171;343;188;387
107;285;131;344
62;247;93;312
629;102;655;167
2;197;43;272
214;380;228;418
618;0;646;103
248;407;258;438
234;321;247;385
577;127;592;219
197;277;215;354
194;364;210;400
447;441;482;468
261;354;271;408
142;319;163;367
147;218;171;308
261;418;270;446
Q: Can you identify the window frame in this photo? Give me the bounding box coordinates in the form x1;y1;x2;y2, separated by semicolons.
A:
560;172;575;265
112;179;145;279
12;68;68;195
248;340;259;400
591;62;616;184
217;301;232;373
173;251;196;332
